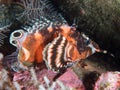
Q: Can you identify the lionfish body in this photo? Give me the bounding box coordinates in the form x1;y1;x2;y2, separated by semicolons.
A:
9;0;100;72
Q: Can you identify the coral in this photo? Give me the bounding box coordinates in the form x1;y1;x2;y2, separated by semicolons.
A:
13;67;85;90
94;72;120;90
0;61;16;90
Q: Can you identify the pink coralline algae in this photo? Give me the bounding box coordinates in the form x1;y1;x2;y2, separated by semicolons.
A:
13;68;85;90
13;71;31;81
58;68;85;90
94;71;120;90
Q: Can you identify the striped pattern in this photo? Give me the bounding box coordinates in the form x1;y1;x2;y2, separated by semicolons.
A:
22;17;51;33
0;32;7;47
43;34;73;72
20;0;67;25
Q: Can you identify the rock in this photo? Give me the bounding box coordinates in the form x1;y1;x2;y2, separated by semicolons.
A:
58;68;85;90
0;59;16;90
94;71;120;90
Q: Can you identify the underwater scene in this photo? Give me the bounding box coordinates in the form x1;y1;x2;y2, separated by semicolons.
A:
0;0;120;90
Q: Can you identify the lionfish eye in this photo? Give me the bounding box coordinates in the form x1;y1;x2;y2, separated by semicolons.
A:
12;30;24;38
13;31;22;38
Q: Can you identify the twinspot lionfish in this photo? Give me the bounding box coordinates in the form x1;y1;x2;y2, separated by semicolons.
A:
3;0;100;74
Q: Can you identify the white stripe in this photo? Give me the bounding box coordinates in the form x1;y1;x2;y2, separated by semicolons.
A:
56;36;66;67
64;42;72;61
22;47;30;61
46;35;61;68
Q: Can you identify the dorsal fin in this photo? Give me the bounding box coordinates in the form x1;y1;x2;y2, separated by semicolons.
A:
12;0;68;33
19;0;67;24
